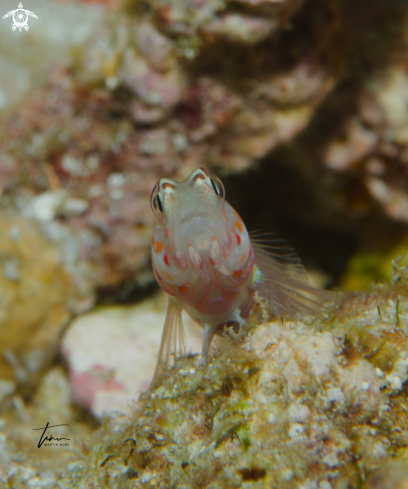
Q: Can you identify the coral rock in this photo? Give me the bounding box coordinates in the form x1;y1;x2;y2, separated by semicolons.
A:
58;259;408;487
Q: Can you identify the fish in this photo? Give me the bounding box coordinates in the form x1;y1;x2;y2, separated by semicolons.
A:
150;167;336;386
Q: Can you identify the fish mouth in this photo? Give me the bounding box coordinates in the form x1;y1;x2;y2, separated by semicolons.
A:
179;211;214;226
171;211;229;263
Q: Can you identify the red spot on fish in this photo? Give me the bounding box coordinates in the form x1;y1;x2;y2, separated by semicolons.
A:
177;285;187;293
235;232;241;245
210;257;215;265
164;254;170;266
233;269;243;277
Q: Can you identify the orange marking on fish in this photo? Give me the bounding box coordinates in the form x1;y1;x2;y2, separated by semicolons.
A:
211;235;216;241
162;271;173;280
155;241;163;253
177;285;187;293
239;252;247;264
234;220;243;233
233;269;243;277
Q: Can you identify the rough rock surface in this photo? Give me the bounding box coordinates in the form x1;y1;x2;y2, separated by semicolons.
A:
325;53;408;224
281;1;408;232
0;258;401;488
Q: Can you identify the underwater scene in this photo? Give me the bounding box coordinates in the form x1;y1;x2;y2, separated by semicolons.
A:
0;0;408;487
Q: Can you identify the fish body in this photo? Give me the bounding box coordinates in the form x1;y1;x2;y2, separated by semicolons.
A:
150;167;334;385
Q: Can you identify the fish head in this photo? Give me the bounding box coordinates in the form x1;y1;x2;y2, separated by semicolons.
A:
151;168;251;275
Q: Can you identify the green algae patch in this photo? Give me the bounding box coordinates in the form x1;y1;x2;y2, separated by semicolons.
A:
341;240;408;291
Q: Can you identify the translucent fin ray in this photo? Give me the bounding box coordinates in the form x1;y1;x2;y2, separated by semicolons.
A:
250;233;337;316
250;232;310;283
150;299;186;388
255;274;335;316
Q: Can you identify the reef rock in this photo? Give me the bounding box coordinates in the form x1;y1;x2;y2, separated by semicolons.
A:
56;258;408;488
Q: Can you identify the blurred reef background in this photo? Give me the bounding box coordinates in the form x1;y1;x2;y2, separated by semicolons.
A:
1;0;408;487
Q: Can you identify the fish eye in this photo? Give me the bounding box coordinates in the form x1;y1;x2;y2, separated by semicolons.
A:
151;184;164;219
208;173;225;200
156;194;163;213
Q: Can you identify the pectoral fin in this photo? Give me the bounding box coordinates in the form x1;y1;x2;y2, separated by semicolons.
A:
150;299;186;388
251;233;338;316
